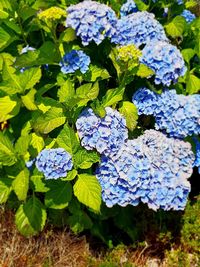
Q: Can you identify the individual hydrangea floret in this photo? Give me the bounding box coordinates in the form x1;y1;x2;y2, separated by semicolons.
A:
111;11;168;47
96;130;194;211
21;45;35;54
36;148;73;179
181;10;196;23
133;88;200;138
76;107;128;156
193;137;200;174
140;41;187;86
66;0;117;46
132;87;159;115
59;50;90;74
120;0;138;17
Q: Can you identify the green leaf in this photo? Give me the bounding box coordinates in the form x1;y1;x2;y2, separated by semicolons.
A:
134;0;148;10
74;174;101;213
21;88;38;110
62;169;77;181
59;28;76;43
0;9;9;19
0;178;12;204
67;211;93;234
45;180;72;209
30;170;48;193
0;95;20;122
182;49;195;64
33;107;66;134
1;58;23;94
165;16;186;38
137;64;154;78
102;87;125;107
19;67;42;91
74;149;100;169
12;168;29;201
186;73;200;94
0;132;17;166
85;65;110;82
15;196;47;237
57;79;75;103
76;82;99;107
57;124;80;155
30;133;45;154
119;101;138;131
15;135;31;156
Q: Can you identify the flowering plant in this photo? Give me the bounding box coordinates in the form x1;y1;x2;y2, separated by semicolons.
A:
0;0;199;244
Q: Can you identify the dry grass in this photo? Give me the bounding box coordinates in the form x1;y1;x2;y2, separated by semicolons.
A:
0;207;199;267
0;208;91;267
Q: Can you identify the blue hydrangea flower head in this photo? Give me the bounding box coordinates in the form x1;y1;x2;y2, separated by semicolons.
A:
193;137;200;174
132;87;159;115
140;41;187;86
111;11;168;47
36;148;73;179
120;0;138;17
133;88;200;138
96;130;194;210
76;107;128;156
177;0;183;4
181;10;196;23
59;50;90;74
66;0;117;46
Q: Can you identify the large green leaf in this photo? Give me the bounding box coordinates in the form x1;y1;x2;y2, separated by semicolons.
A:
186;73;200;94
15;196;47;237
45;180;72;209
165;16;186;38
0;95;20;122
57;79;75;103
15;135;31;156
74;174;101;213
119;101;138;131
0;178;12;204
102;87;125;107
33;107;66;134
30;133;45;154
67;211;93;234
0;132;17;166
74;149;100;169
84;65;110;82
181;49;195;64
19;67;42;91
76;82;99;107
21;88;38;110
12;168;29;201
57;124;80;155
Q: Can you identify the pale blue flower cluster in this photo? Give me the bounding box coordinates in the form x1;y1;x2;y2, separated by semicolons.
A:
111;11;168;47
193;138;200;174
66;0;117;46
181;10;196;23
177;0;183;4
133;88;200;138
132;87;159;115
59;50;90;74
120;0;138;17
76;107;128;156
96;130;194;211
36;148;73;179
140;41;187;86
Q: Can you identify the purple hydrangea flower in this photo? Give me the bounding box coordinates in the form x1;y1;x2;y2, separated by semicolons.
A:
140;41;187;86
66;0;117;46
36;148;73;179
59;50;90;74
111;11;168;47
133;88;200;138
96;130;194;211
76;107;128;156
181;10;196;23
120;0;138;17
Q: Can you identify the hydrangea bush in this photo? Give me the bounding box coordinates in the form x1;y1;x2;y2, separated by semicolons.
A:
0;0;199;243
